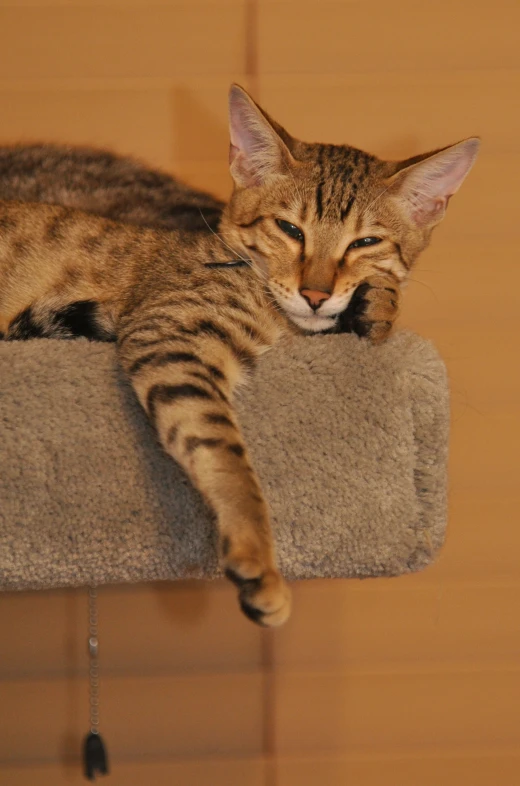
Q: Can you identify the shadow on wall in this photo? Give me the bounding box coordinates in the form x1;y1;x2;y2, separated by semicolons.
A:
170;86;235;199
153;579;213;628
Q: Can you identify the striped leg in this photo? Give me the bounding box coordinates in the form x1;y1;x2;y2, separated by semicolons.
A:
118;321;291;627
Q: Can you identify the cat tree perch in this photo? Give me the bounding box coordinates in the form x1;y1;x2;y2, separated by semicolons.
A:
0;330;449;591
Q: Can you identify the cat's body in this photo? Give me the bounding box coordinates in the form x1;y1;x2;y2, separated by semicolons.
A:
0;85;479;625
0;143;224;233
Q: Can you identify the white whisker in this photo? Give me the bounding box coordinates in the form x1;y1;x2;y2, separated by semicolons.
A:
364;182;394;214
407;276;440;303
278;153;305;206
244;256;270;281
198;209;251;263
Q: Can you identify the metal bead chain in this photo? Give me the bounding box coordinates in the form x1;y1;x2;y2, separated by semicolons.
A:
87;586;101;736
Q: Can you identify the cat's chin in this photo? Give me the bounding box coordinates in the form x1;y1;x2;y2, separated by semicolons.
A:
286;312;337;334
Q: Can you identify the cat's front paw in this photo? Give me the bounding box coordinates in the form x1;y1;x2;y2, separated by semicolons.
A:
222;540;291;627
337;275;400;343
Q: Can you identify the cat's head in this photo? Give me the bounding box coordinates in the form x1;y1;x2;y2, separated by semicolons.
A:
219;84;479;333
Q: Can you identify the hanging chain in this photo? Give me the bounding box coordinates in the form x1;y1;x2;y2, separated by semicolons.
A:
83;585;109;780
87;586;101;736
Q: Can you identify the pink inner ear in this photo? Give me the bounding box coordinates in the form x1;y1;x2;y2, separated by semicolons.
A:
409;193;446;225
229;143;239;166
228;89;267;163
228;85;291;188
397;139;479;226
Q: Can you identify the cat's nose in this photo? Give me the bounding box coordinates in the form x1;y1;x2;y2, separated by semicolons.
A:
300;289;331;311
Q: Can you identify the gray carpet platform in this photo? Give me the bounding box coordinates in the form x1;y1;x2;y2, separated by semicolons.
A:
0;330;449;591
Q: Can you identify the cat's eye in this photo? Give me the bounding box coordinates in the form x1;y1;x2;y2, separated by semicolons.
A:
275;219;304;243
347;237;382;251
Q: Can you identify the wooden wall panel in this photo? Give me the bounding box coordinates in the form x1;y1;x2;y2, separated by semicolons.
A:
257;1;519;74
448;413;518;491
0;6;245;79
0;760;266;786
437;495;519;580
271;581;520;669
0;673;264;761
0;0;242;5
3;754;519;786
0;87;174;169
276;754;520;786
401;240;518;334
274;669;520;753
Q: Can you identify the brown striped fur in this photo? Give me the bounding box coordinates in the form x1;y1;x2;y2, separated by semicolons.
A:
0;85;479;625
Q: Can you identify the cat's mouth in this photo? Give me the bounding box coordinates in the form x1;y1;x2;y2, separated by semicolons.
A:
275;289;355;333
267;281;356;333
284;310;338;333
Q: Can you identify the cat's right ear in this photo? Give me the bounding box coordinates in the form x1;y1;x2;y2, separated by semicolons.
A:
228;85;294;188
387;138;480;229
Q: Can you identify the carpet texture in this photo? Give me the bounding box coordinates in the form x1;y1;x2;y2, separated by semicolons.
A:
0;330;449;591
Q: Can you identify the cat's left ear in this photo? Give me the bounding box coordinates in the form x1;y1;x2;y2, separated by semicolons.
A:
388;138;480;228
228;84;295;188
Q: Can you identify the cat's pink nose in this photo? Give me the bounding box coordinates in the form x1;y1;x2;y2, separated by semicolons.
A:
300;289;331;311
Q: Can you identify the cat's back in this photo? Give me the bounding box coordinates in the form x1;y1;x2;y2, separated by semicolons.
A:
0;143;224;232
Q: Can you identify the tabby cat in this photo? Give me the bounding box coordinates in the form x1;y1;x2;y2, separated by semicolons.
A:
0;85;479;626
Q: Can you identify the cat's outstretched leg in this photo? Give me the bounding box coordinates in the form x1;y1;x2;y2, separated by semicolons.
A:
337;274;401;343
117;316;291;627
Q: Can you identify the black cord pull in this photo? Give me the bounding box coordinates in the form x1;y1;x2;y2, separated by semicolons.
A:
83;731;109;780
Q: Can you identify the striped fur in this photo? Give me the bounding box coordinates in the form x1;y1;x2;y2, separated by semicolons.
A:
0;85;479;625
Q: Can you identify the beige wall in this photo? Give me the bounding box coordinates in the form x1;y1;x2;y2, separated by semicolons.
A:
0;1;519;784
